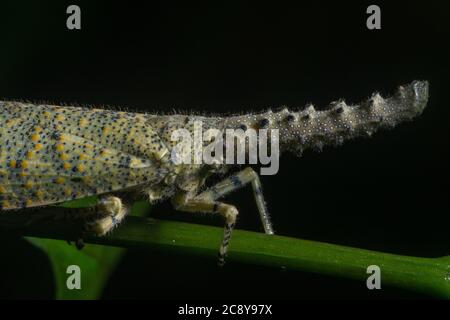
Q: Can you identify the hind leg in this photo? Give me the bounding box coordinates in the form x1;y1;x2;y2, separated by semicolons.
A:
23;195;128;248
76;195;129;249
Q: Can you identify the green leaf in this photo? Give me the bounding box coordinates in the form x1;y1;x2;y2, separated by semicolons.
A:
1;200;449;299
26;198;151;300
26;237;124;299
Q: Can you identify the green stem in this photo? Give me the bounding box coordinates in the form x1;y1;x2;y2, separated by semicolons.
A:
1;213;449;298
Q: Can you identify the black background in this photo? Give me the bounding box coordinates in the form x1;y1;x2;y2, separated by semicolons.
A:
0;0;449;299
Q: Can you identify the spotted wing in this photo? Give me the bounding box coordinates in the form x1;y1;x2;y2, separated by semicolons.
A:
0;129;167;210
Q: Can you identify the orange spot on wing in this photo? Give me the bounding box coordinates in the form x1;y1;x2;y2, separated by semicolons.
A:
9;160;16;168
1;200;11;209
19;171;28;177
31;133;40;142
63;188;72;196
79;118;88;127
35;190;44;199
24;181;33;189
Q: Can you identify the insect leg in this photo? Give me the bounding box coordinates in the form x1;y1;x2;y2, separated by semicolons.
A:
85;195;129;236
197;167;274;235
24;196;128;234
171;193;238;266
22;197;127;248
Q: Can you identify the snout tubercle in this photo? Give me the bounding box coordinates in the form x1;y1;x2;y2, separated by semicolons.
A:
410;80;429;114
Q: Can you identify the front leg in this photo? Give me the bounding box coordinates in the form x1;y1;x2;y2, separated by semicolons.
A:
171;167;274;266
171;192;238;266
196;167;274;234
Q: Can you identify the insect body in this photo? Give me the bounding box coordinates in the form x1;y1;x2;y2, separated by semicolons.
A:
0;81;429;265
